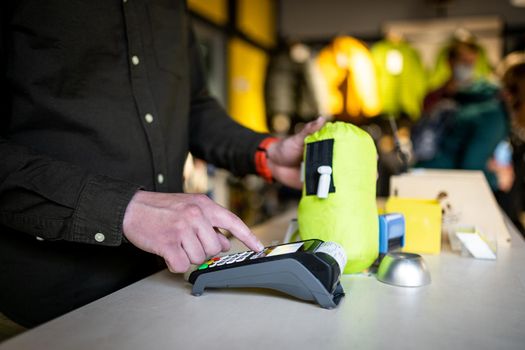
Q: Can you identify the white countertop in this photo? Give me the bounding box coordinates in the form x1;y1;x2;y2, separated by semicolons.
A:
2;210;525;350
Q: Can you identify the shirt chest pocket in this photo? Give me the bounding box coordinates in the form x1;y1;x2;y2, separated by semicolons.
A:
148;2;188;77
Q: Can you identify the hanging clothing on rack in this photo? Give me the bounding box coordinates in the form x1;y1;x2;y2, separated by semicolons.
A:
316;36;381;123
265;43;325;134
371;39;426;120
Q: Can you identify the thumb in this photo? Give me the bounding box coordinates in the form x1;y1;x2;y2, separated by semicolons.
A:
298;116;326;140
267;116;327;167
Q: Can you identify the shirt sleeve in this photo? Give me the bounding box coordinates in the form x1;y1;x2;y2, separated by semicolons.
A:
0;139;141;245
187;24;269;176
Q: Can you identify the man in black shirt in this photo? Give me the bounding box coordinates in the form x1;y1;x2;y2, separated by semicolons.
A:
0;0;325;327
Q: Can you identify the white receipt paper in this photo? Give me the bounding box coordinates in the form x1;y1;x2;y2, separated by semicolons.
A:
456;231;497;260
316;241;347;273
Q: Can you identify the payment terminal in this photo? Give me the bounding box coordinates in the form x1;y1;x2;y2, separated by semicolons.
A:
189;239;346;309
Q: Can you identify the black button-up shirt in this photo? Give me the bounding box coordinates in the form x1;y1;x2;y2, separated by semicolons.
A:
0;0;267;326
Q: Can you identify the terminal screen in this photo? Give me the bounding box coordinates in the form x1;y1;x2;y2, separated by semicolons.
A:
266;242;304;257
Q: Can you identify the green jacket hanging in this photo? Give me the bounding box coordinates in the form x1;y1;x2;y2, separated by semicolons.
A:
371;40;427;120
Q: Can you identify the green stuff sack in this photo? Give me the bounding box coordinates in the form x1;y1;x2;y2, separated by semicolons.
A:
298;122;378;273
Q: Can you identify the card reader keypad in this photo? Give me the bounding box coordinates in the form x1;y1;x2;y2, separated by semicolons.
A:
198;250;255;270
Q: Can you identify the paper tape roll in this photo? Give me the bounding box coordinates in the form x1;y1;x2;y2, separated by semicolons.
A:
316;241;347;273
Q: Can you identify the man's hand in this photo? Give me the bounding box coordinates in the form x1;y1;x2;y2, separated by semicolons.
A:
122;191;264;273
266;117;326;189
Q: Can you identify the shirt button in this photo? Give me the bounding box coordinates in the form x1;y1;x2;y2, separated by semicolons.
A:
131;55;140;66
94;232;105;243
145;113;154;123
157;173;165;185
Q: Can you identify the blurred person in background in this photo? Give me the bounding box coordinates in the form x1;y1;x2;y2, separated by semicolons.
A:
491;62;525;235
414;37;508;190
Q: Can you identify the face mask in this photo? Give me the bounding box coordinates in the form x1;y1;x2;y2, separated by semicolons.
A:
453;64;474;86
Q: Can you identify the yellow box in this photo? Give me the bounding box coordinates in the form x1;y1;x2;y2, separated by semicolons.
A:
385;197;442;254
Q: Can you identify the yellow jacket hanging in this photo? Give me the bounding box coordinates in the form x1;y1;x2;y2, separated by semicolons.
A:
316;36;381;121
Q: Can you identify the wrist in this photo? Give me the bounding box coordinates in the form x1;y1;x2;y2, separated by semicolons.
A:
123;190;139;237
123;190;150;238
255;137;280;182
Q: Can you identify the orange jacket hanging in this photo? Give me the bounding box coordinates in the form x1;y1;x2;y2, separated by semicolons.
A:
316;36;381;121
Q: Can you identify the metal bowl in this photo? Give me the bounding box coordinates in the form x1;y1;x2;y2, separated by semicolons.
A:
376;252;431;287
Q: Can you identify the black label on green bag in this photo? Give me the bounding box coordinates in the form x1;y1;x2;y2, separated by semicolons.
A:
305;139;336;196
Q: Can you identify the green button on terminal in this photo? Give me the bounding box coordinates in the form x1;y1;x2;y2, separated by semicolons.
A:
198;263;208;270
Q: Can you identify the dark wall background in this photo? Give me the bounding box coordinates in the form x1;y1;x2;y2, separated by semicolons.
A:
279;0;525;51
